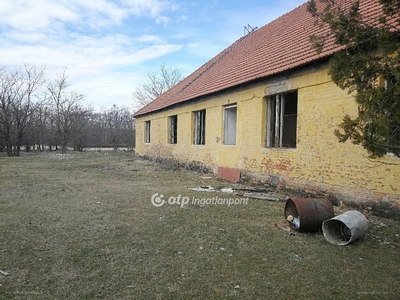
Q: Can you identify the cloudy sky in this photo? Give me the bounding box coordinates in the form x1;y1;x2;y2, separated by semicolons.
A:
0;0;306;111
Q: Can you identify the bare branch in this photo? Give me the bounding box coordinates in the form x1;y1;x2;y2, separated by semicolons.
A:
46;69;87;154
0;64;46;156
132;64;183;110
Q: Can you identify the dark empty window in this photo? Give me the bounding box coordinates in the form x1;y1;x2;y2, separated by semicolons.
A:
266;91;298;148
193;110;206;145
169;115;178;144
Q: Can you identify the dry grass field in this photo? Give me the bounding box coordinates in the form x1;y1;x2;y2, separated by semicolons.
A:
0;151;399;299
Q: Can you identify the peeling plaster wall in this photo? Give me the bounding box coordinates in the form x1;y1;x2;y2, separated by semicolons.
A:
135;63;400;214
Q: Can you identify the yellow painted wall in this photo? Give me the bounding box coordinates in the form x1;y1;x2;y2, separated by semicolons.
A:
135;63;400;209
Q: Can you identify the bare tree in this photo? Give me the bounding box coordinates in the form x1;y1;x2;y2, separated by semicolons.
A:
71;110;91;151
0;64;136;154
119;106;135;150
103;104;122;149
0;64;46;156
87;111;106;149
99;105;135;150
132;64;183;109
30;105;52;151
46;69;88;154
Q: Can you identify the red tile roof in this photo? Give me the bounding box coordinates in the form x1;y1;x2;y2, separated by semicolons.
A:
134;0;386;117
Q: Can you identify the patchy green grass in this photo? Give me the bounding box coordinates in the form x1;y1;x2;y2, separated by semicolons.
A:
0;151;399;299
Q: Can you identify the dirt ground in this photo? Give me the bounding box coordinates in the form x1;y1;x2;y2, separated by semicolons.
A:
0;151;399;299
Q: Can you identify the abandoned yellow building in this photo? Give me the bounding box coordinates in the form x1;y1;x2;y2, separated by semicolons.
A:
134;0;400;216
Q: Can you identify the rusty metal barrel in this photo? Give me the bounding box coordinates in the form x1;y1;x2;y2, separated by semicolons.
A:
284;198;334;232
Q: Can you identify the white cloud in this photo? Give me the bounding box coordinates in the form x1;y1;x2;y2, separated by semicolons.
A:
122;0;179;18
0;13;182;110
0;0;79;31
0;0;306;111
2;31;48;43
0;0;183;109
70;0;128;23
0;33;181;72
156;16;171;25
133;35;164;44
70;73;141;109
187;42;200;48
0;0;179;31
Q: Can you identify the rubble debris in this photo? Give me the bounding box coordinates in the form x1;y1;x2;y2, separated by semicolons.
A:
43;153;76;160
243;193;279;202
233;187;272;193
189;186;216;192
189;184;287;202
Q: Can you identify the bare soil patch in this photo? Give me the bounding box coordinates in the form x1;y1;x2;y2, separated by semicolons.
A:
0;151;399;299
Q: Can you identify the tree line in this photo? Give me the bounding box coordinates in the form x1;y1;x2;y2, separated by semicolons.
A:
0;64;135;156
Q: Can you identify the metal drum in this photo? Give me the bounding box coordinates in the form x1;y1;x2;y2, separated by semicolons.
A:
322;211;368;246
284;198;334;232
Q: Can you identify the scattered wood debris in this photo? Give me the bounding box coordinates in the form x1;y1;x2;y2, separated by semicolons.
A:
274;223;293;235
188;184;286;202
244;194;279;201
233;187;272;193
274;223;290;232
189;186;216;192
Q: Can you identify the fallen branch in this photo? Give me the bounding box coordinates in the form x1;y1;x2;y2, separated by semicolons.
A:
0;270;10;276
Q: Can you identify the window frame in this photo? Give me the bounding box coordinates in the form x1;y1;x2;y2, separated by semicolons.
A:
144;120;151;144
266;91;298;148
193;109;206;145
223;104;237;145
169;115;178;144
